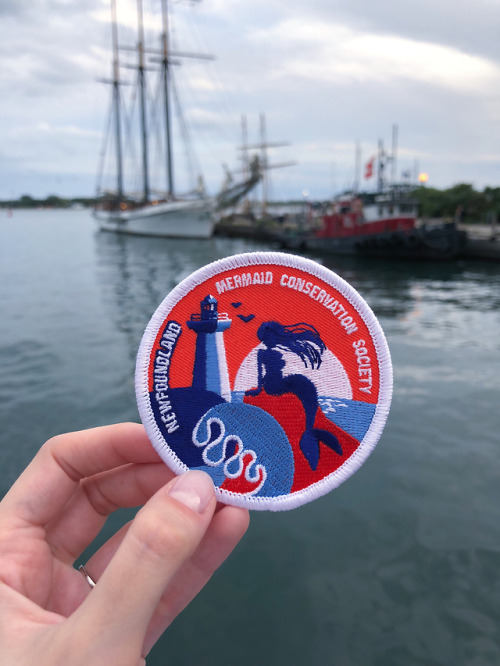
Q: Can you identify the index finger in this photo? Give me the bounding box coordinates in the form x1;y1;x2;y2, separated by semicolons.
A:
0;423;161;527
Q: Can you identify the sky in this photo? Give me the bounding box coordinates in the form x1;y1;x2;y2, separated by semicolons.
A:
1;0;500;201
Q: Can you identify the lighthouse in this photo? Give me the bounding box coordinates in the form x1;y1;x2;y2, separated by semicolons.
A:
187;295;232;402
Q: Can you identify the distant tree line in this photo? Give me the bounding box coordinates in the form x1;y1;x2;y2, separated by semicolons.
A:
0;194;97;209
2;184;500;222
414;183;500;223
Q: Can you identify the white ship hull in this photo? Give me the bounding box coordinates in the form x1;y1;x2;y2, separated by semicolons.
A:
94;198;215;238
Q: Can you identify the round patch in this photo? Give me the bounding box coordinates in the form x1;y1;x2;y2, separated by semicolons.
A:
135;252;392;511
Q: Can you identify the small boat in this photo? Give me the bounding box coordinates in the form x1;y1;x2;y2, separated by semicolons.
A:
93;0;258;238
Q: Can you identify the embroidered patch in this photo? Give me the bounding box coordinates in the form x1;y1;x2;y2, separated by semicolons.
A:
135;252;392;511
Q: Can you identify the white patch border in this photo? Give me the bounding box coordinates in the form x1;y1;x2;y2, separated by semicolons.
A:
135;251;393;512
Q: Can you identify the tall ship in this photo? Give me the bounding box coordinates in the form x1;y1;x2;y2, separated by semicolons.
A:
93;0;259;238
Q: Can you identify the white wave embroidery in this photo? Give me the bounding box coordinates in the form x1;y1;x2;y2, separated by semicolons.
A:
192;416;267;495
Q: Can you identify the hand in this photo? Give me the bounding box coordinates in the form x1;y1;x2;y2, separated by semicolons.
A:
0;423;249;665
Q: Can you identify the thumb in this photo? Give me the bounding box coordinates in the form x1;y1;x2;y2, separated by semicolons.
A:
69;471;217;660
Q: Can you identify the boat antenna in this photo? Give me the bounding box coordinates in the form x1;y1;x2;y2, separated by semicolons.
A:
111;0;124;203
354;140;361;194
137;0;150;203
391;123;398;187
377;139;385;191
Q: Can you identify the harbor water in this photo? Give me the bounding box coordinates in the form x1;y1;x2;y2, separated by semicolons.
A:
1;209;499;665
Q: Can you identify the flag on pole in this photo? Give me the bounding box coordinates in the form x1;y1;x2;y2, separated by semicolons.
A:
364;156;375;179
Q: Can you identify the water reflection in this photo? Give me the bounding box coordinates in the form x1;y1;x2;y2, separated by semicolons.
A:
94;232;274;358
95;230;500;362
318;254;500;316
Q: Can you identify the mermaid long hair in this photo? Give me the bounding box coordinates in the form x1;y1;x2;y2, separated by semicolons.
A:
256;321;326;369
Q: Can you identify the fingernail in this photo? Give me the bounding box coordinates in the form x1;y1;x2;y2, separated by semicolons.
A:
167;471;214;513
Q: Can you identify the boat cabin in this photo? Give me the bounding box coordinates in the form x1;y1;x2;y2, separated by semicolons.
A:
316;191;418;239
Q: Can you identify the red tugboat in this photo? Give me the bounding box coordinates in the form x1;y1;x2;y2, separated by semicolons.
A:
284;135;466;260
300;188;465;260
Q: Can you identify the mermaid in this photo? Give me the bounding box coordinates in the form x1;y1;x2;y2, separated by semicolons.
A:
245;321;342;470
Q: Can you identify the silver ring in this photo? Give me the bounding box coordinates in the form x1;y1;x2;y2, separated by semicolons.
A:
78;564;96;589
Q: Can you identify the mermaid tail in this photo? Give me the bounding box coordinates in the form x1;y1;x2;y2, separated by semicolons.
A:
313;428;342;456
299;428;343;471
299;430;321;470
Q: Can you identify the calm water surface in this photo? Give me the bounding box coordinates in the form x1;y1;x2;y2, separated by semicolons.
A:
1;209;499;665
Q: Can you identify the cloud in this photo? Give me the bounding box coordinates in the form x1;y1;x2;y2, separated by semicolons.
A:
1;0;500;198
285;0;500;65
249;18;500;93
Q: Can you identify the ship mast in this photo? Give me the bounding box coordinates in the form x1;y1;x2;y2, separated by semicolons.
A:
137;0;150;203
111;0;124;203
161;0;174;197
260;114;269;214
241;114;294;216
241;114;249;180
